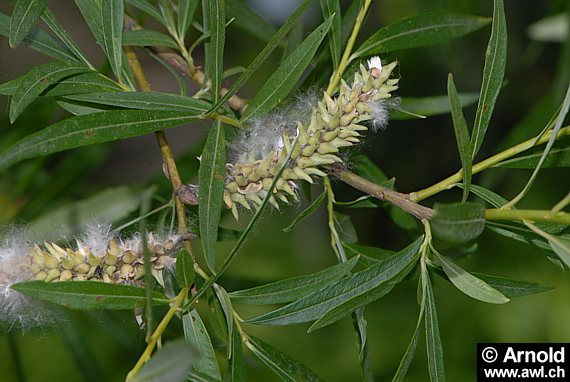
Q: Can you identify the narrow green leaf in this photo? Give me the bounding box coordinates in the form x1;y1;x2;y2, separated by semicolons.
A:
283;191;326;232
352;308;373;382
209;0;311;114
319;0;341;69
343;243;394;264
9;62;89;122
207;287;229;343
63;91;212;112
176;249;196;288
122;29;178;48
0;110;203;172
225;0;276;42
74;0;104;45
214;284;234;357
42;73;123;97
9;0;48;48
101;0;125;83
495;140;570;168
246;336;322;382
247;237;422;327
392;278;425;382
56;99;113;116
447;74;473;201
224;327;245;382
125;0;165;25
486;222;554;252
242;16;333;122
199;121;226;272
11;281;170;310
41;9;93;68
423;271;445;382
354;11;490;58
391;93;479;120
134;339;196;382
434;252;509;304
471;273;553;298
209;0;225;103
431;202;485;243
29;185;148;238
548;236;570;268
183;310;222;381
471;0;507;159
465;184;508;208
229;256;359;305
177;0;199;41
0;12;76;61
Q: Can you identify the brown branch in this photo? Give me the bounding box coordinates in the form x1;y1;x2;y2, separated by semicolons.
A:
124;44;194;258
124;15;248;114
328;165;434;220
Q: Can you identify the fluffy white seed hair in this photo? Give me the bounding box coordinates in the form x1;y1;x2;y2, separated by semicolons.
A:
367;56;382;72
0;227;58;330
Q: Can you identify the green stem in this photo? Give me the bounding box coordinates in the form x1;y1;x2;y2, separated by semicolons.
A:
326;0;372;95
324;177;347;262
410;125;570;202
125;287;190;381
485;209;570;225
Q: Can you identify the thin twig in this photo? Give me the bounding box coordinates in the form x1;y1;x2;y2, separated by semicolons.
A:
329;165;435;220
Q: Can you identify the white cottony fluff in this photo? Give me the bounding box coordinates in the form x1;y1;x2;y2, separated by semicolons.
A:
367;56;382;72
0;227;56;330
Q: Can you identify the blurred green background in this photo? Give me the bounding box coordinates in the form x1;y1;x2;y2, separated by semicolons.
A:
1;0;569;381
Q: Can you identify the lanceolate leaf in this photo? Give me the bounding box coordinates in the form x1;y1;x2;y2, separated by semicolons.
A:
42;73;123;97
101;0;125;83
242;16;333;123
494;140;570;168
225;327;245;382
209;0;311;114
319;0;341;69
423;271;445;381
229;256;359;305
0;110;203;172
470;273;552;298
177;0;199;41
434;252;509;304
213;284;234;357
11;281;170;310
354;11;490;58
431;202;486;243
0;12;76;61
175;249;195;288
63;91;212;113
9;62;90;123
246;336;323;382
199;121;227;272
447;74;473;202
9;0;48;48
471;0;507;159
246;237;422;327
41;9;93;68
125;0;165;25
122;29;178;49
183;310;222;381
392;278;426;382
209;0;225;103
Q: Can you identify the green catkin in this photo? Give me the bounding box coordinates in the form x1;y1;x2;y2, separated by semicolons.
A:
23;233;182;287
224;58;399;219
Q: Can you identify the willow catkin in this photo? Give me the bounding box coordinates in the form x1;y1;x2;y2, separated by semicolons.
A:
222;57;399;219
